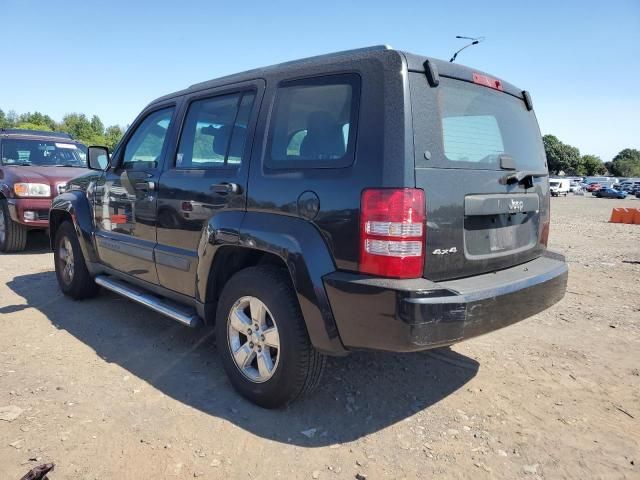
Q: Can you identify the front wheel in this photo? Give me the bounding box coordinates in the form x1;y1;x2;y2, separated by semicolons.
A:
215;266;326;408
0;199;28;252
53;221;100;299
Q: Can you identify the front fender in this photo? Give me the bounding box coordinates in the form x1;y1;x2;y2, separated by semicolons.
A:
239;212;345;355
50;191;98;264
0;183;11;198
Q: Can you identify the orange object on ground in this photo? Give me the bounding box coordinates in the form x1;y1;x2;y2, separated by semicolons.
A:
620;208;635;224
611;207;640;224
610;208;624;223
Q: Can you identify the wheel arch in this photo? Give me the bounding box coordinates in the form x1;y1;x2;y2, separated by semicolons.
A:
198;211;346;356
0;183;11;199
49;191;99;264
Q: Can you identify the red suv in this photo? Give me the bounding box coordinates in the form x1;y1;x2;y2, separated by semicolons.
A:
0;129;88;252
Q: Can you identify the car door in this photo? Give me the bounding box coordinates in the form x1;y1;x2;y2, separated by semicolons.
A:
155;81;263;297
94;104;177;284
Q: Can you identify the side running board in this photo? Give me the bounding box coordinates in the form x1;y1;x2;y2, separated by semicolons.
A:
94;275;201;328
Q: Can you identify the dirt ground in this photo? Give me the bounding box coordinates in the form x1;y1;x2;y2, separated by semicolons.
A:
1;195;639;480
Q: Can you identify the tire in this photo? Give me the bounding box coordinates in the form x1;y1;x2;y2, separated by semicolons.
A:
0;199;28;252
215;266;326;408
53;221;100;299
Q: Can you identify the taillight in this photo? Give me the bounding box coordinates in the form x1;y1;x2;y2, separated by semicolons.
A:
541;196;551;247
359;188;426;278
540;221;550;247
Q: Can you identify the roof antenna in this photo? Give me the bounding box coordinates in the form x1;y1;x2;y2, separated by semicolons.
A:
449;35;485;63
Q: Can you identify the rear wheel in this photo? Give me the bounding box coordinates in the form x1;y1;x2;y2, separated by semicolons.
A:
215;266;326;408
53;221;100;299
0;199;28;253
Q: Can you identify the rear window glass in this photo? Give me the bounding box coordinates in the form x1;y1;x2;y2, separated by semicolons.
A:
266;74;360;169
439;79;545;170
443;115;504;162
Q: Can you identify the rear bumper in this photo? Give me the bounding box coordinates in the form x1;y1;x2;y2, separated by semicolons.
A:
324;251;568;352
7;198;52;227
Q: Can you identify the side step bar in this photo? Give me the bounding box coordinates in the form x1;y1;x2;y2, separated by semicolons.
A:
94;275;202;328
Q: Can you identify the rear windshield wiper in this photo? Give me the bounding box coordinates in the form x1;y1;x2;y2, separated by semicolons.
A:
500;170;548;189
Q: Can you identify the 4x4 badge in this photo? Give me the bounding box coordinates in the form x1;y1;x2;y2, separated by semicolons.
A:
432;247;457;255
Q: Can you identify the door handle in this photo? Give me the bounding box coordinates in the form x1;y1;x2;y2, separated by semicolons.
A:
210;182;240;194
135;180;156;191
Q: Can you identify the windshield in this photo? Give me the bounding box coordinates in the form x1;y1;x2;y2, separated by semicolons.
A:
437;78;546;171
1;139;87;167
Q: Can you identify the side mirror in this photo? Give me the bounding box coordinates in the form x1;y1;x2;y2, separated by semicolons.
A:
88;146;110;170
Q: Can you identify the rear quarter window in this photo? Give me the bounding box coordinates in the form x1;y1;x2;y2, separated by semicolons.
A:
265;74;360;169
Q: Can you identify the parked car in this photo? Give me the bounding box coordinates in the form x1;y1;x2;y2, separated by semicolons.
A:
0;129;88;252
49;46;568;407
569;181;582;193
593;187;628;199
622;181;640;194
549;178;570;196
586;183;603;192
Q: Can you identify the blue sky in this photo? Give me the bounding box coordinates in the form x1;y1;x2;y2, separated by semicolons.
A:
1;0;638;161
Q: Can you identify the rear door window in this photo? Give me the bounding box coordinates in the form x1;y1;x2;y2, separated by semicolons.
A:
266;74;360;169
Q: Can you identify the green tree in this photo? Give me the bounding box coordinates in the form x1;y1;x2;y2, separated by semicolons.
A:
5;110;18;127
90;115;105;136
1;108;125;149
104;125;124;150
60;113;96;144
542;134;581;175
15;121;53;132
579;154;607;176
607;149;640;177
18;112;57;131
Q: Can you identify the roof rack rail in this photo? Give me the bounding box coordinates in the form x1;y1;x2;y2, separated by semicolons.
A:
0;128;73;139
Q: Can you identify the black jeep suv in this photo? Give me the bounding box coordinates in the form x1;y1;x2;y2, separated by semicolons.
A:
50;46;567;407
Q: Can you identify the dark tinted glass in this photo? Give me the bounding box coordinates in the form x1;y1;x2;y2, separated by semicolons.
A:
266;74;360;169
176;92;255;169
438;79;546;171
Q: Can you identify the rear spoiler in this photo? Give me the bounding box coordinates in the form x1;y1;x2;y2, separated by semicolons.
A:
402;51;531;106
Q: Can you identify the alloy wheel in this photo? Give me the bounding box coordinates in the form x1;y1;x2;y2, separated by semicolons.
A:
227;296;280;383
58;236;75;285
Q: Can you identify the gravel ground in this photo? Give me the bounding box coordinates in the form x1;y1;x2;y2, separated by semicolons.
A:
1;195;639;480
